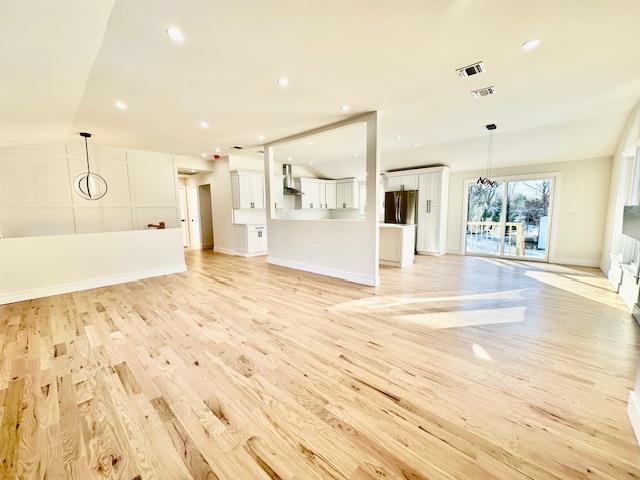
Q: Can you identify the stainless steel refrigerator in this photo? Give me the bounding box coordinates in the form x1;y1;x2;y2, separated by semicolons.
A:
384;190;417;225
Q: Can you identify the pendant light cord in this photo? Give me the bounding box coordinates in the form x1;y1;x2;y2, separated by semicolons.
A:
84;135;91;174
486;132;493;179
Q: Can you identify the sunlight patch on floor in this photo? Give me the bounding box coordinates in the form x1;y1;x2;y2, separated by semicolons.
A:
330;288;532;313
524;270;626;311
393;306;527;329
472;343;493;361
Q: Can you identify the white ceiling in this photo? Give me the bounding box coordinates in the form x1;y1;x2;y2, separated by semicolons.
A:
3;0;640;171
0;0;114;146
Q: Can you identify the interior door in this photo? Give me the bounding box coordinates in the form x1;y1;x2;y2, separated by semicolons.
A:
187;186;201;248
177;186;190;247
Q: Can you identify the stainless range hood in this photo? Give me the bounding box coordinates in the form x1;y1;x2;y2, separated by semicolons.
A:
282;164;303;196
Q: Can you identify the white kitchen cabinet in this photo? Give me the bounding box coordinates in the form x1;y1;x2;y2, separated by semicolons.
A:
299;178;321;209
318;181;327;209
271;175;285;209
380;224;416;267
234;224;267;256
384;173;419;192
385;166;449;255
325;181;337;209
336;179;359;209
297;178;356;209
231;170;265;209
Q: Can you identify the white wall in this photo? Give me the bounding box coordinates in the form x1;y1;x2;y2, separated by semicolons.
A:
447;156;612;267
596;102;640;445
0;139;187;237
0;229;185;304
265;113;380;286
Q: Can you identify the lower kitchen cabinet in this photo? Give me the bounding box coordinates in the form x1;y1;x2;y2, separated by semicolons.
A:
233;224;267;256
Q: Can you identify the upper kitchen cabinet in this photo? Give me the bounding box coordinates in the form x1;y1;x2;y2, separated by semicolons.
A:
336;179;359;209
296;177;358;209
231;170;265;209
384;172;419;192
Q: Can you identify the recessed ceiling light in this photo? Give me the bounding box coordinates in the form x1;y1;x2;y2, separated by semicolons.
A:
353;153;358;157
307;141;313;145
165;26;185;43
288;157;292;161
200;121;209;129
191;169;196;173
522;39;541;51
114;100;127;110
395;135;401;140
341;105;350;112
277;77;289;88
413;143;419;148
258;134;264;140
215;147;221;153
201;152;208;158
309;162;313;165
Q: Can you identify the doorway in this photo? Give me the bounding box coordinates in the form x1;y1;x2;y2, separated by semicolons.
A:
198;184;214;249
463;175;554;261
177;186;190;247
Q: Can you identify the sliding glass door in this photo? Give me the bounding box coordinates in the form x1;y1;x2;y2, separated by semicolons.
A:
464;176;553;261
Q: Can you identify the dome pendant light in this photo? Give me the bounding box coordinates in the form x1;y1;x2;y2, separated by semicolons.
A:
73;132;108;200
477;124;498;188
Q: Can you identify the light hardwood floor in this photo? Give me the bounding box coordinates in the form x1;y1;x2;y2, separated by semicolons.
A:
1;251;639;479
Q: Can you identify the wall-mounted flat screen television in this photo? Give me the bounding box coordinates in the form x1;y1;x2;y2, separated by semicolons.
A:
623;205;640;241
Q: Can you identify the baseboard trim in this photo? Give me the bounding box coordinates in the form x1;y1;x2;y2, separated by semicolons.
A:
213;246;236;255
0;264;187;305
235;251;268;258
549;257;600;267
267;256;379;286
628;391;640;446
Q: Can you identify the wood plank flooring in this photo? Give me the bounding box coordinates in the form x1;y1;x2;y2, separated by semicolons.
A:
1;251;639;479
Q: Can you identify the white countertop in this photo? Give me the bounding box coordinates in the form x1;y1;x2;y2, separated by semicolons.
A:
380;223;417;229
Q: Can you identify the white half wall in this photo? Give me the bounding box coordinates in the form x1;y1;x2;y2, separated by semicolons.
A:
446;156;612;267
0;228;185;305
264;113;380;286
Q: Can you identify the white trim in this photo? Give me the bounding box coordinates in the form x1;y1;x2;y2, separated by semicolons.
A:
0;264;186;305
235;251;267;258
628;391;640;446
267;256;379;286
213;246;236;255
549;257;600;267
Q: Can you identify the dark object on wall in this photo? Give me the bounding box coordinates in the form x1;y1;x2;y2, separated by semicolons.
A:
623;205;640;241
147;222;166;229
73;132;108;200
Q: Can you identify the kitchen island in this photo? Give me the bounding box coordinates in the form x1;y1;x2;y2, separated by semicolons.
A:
379;223;416;267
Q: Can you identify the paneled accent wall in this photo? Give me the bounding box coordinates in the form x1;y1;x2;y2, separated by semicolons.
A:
0;140;179;238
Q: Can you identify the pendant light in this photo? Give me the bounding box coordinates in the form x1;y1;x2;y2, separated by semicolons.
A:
73;132;108;200
477;124;497;187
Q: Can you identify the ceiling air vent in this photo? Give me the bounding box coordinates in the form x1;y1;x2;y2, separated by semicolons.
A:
456;61;485;78
471;86;496;98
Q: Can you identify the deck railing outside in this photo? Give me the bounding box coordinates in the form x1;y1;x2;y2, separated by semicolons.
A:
466;221;525;256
